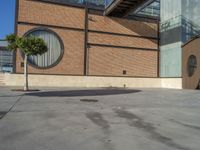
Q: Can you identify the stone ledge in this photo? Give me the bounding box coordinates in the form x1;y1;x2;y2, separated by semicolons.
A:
3;73;182;89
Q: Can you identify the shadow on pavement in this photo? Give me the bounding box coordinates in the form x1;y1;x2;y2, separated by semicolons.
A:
25;88;141;97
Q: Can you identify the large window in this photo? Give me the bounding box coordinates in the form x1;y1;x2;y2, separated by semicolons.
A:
25;28;64;69
0;49;13;72
187;55;197;77
0;41;13;73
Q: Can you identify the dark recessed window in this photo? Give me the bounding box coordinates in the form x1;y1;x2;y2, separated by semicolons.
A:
187;55;197;77
25;28;64;69
123;70;127;75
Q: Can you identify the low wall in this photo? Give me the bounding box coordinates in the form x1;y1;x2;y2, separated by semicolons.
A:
3;73;182;89
161;78;182;89
0;73;5;86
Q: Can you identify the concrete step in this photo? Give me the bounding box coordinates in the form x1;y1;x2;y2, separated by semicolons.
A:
0;73;5;86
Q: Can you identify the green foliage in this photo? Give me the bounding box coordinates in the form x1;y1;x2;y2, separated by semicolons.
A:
6;34;18;51
6;34;48;56
17;36;48;56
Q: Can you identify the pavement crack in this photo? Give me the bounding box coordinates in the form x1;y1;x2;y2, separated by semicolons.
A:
113;108;190;150
170;119;200;130
0;111;7;119
0;95;24;120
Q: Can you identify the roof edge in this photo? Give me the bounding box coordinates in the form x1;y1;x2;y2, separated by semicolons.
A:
182;35;200;47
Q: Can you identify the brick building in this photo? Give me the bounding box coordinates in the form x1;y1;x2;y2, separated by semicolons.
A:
6;0;199;89
14;0;159;78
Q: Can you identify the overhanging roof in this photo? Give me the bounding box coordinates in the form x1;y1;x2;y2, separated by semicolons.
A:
104;0;149;17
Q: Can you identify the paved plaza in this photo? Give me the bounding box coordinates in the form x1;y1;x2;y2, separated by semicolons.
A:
0;87;200;150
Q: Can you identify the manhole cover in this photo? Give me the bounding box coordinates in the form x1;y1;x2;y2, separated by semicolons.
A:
80;99;98;102
0;111;7;119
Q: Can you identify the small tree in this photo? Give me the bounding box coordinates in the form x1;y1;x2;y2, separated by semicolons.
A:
6;34;48;91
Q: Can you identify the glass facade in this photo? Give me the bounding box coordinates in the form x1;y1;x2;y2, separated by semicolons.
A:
135;0;160;18
0;41;13;73
105;0;113;7
109;0;200;77
42;0;105;9
182;0;200;42
85;0;105;8
160;0;200;77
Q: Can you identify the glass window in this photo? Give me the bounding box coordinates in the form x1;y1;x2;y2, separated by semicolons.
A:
0;49;13;73
85;0;105;8
0;41;13;73
105;0;113;7
187;55;197;77
25;29;64;69
160;0;200;77
136;0;160;18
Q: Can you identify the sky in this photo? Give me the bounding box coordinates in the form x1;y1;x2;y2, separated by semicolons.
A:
0;0;16;39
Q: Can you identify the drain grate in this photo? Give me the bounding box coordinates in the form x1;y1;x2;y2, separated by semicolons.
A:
80;99;98;102
0;111;7;119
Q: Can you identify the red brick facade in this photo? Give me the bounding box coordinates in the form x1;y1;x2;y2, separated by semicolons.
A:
15;0;159;77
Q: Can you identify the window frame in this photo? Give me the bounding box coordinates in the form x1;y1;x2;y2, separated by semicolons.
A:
23;27;64;69
187;54;197;77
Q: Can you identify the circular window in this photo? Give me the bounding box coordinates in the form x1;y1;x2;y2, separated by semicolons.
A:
187;55;197;77
24;28;64;69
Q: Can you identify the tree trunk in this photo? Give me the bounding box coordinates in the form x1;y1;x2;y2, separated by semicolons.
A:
24;55;28;91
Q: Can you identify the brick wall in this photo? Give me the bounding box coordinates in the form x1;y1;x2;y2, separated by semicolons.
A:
16;24;84;75
88;46;158;77
182;38;200;89
88;14;158;37
88;32;157;49
18;0;85;28
16;0;159;77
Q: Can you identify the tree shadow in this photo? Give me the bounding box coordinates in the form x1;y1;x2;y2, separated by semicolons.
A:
25;88;141;97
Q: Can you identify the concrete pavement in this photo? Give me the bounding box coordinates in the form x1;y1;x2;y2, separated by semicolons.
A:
0;87;200;150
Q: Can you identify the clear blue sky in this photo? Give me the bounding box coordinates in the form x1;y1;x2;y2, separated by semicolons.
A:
0;0;16;39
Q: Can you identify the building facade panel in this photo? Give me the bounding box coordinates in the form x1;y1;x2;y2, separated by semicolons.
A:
89;32;158;49
15;0;159;77
88;14;158;38
88;46;158;77
18;0;85;29
16;24;85;75
160;0;200;77
182;38;200;89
